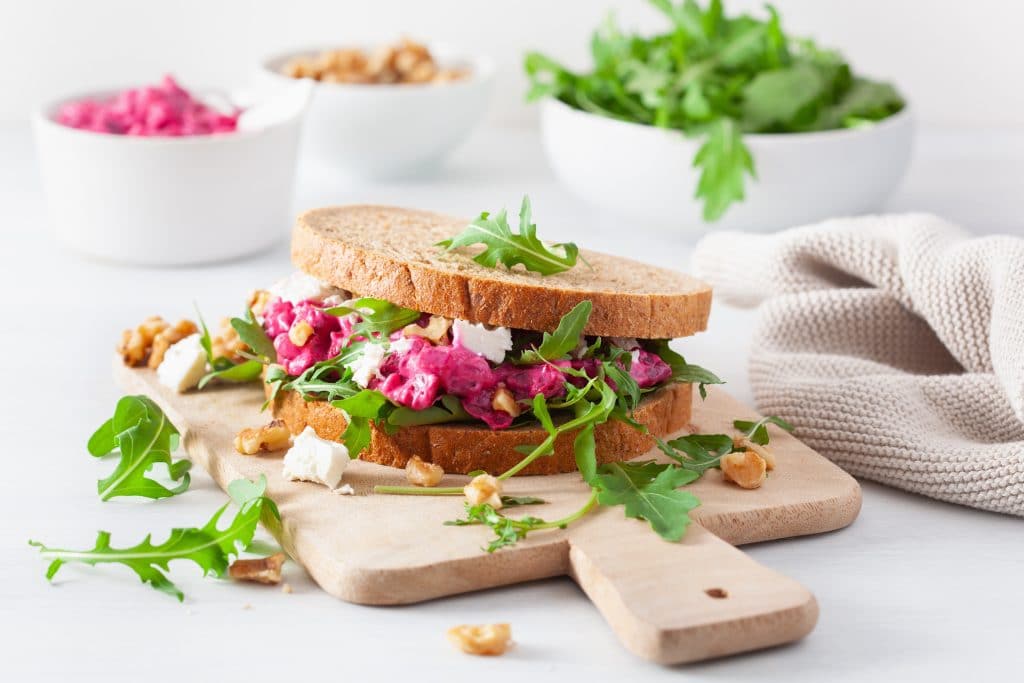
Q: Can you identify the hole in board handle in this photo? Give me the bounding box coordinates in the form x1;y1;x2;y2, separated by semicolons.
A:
705;587;728;599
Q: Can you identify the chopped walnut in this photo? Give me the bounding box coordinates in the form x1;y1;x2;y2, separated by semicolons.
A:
247;289;272;317
402;315;452;344
234;420;292;455
734;436;776;471
721;450;767;489
491;386;521;417
447;623;512;656
147;319;199;369
229;552;286;585
405;456;444;487
118;316;198;367
288;320;314;347
282;39;468;85
464;474;502;509
211;317;247;363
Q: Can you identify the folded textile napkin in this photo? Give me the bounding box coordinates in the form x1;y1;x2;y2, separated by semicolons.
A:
691;214;1024;517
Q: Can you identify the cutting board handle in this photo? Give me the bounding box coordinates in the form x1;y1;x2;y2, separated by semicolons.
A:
567;517;818;664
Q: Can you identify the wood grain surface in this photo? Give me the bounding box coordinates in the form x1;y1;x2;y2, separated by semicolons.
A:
115;362;861;665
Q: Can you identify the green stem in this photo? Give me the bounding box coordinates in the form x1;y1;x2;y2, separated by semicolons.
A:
497;433;557;480
514;491;598;530
373;485;463;496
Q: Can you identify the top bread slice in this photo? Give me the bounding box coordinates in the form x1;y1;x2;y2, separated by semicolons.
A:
292;205;712;339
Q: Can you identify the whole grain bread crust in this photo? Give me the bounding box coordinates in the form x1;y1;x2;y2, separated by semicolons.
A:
292;205;711;339
270;382;693;475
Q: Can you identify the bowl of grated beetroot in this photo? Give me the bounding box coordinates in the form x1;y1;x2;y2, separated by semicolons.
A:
34;75;310;266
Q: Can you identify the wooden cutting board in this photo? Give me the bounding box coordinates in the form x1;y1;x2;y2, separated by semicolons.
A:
115;364;861;665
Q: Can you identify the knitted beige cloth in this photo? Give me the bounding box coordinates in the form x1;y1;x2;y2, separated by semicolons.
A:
691;214;1024;516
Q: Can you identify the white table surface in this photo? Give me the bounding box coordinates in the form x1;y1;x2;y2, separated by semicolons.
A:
2;121;1022;682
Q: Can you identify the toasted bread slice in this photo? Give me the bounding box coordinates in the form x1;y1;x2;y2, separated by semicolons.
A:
292;206;711;339
270;382;693;475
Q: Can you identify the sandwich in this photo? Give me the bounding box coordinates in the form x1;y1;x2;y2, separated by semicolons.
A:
244;204;717;476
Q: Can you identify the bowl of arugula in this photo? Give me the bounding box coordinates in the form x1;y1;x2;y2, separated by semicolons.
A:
526;0;912;233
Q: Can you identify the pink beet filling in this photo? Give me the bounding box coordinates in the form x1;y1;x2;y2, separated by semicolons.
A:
55;75;239;137
264;298;673;430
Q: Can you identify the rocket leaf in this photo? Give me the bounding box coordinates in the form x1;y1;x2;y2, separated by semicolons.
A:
87;395;191;501
438;196;580;276
29;475;279;602
592;461;701;541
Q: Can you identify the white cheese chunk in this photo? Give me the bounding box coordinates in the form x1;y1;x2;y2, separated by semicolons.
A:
350;342;387;388
452;319;513;364
282;426;349;489
335;484;355;496
268;271;343;304
156;334;207;393
388;336;415;356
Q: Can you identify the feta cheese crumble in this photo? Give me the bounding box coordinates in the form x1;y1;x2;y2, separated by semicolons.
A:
268;271;344;304
350;342;387;388
156;333;207;393
282;426;349;489
452;320;513;364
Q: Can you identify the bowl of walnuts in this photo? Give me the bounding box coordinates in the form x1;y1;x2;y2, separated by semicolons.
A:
261;39;494;180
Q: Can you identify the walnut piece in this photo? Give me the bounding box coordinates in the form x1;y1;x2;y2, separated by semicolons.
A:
464;474;502;509
229;552;286;585
288;320;314;347
211;317;247;363
447;623;512;656
405;456;444;487
117;316;198;368
281;39;468;85
234;420;292;455
402;314;452;344
491;386;521;417
721;449;767;489
247;289;272;317
734;436;776;470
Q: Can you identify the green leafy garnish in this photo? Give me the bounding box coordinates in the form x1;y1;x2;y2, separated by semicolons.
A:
518;300;592;363
331;389;392;458
648;340;724;399
592;461;701;541
87;395;191;501
29;475;280;601
734;415;794;444
231;308;277;363
524;0;904;221
326;298;421;338
388;395;471;426
197;305;275;389
445;493;597;553
438;196;580;276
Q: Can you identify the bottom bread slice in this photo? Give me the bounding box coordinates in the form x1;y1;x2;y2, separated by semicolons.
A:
269;382;693;475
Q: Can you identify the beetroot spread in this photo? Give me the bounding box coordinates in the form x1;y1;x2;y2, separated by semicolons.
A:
264;297;673;430
56;75;239;137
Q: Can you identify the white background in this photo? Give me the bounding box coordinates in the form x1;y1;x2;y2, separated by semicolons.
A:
3;2;1024;681
3;0;1024;128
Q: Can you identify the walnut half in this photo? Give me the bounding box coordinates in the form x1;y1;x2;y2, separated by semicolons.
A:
405;456;444;487
721;449;767;489
234;420;292;455
464;474;502;509
229;552;286;585
447;623;512;656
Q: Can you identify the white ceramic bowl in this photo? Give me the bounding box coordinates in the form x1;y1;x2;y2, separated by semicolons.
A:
541;98;915;234
258;46;494;179
34;84;308;266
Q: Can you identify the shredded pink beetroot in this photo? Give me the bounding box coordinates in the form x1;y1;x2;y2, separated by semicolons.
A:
263;298;673;430
55;75;239;136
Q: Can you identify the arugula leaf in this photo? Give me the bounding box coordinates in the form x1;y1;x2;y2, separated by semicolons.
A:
445;493;597;553
29;475;279;601
501;495;547;507
592;461;701;541
199;359;264;389
647;340;724;398
523;0;904;221
331;389;392;458
693;117;756;221
734;415;794;445
519;300;593;363
657;432;733;471
327;298;420;338
438;196;580;276
388;395;470;426
230;308;276;362
88;396;191;501
280;342;367;402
